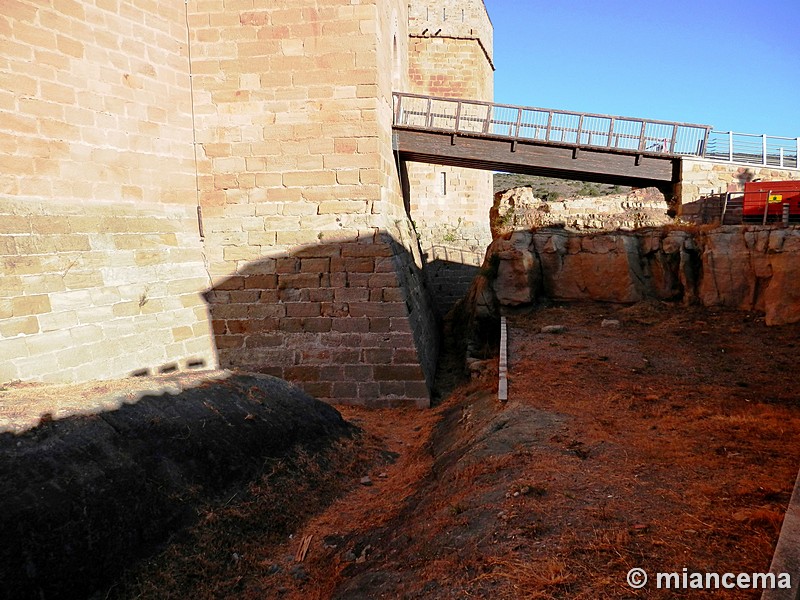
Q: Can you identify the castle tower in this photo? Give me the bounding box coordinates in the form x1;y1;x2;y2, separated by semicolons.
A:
190;0;438;407
0;1;218;385
0;0;438;407
405;0;495;314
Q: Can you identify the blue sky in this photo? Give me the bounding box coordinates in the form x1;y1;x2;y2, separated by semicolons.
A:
484;0;800;138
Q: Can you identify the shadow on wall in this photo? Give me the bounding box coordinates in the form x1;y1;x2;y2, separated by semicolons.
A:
681;194;725;225
202;233;439;408
421;245;483;317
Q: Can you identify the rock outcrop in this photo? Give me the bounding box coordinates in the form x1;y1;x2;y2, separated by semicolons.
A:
490;187;671;238
469;226;800;327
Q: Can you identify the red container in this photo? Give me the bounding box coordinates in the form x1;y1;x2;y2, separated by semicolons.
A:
742;180;800;223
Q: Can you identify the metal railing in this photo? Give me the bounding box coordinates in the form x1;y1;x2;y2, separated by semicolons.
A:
704;131;800;168
720;191;744;225
721;189;800;225
393;92;712;157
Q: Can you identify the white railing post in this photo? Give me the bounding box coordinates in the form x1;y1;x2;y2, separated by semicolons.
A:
780;147;785;168
762;134;768;166
797;138;800;168
392;94;403;125
425;97;432;128
728;131;734;162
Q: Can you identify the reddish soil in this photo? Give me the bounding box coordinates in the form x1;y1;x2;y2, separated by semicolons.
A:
111;302;800;599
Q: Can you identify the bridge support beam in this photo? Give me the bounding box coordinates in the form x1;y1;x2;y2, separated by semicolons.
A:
394;129;681;191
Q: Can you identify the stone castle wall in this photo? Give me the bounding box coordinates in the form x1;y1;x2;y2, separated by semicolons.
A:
678;157;800;205
405;0;494;315
0;0;452;407
187;0;437;407
0;1;217;384
408;0;494;65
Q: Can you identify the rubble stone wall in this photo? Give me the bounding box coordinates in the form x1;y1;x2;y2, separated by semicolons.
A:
678;158;800;206
490;187;672;237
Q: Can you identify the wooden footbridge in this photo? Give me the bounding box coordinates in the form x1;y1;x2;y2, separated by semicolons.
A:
392;92;712;193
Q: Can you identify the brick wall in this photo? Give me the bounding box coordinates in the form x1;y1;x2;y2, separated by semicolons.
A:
187;0;437;407
678;158;800;205
405;0;494;314
0;1;217;384
1;0;440;406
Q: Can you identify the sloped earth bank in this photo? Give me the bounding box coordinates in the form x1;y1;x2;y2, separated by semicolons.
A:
0;374;370;600
110;302;800;599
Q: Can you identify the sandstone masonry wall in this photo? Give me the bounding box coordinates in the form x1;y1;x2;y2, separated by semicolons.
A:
405;0;494;315
188;1;390;275
1;0;440;407
678;157;800;206
408;0;494;66
0;1;217;384
187;0;437;407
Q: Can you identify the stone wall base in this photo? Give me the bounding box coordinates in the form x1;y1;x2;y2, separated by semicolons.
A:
678;158;800;206
206;232;437;408
0;198;218;385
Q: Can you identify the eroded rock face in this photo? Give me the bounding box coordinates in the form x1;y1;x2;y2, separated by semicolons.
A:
471;226;800;326
490;187;671;238
491;232;539;306
534;232;644;303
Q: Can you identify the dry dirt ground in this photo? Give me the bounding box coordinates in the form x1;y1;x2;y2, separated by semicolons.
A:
4;301;800;599
0;369;232;434
113;301;800;599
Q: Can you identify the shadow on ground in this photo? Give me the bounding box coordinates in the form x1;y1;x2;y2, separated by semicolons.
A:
0;374;357;600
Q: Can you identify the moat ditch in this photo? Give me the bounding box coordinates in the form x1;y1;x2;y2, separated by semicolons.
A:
2;301;799;599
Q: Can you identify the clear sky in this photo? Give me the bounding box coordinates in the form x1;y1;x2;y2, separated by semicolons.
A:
484;0;800;138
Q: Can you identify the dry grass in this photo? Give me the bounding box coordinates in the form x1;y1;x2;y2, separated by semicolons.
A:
108;302;800;599
110;431;386;600
473;556;572;599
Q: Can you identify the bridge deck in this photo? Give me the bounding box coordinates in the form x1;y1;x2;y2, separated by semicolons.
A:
392;93;712;189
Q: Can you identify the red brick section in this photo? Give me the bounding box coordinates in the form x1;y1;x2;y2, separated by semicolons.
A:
206;239;431;408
